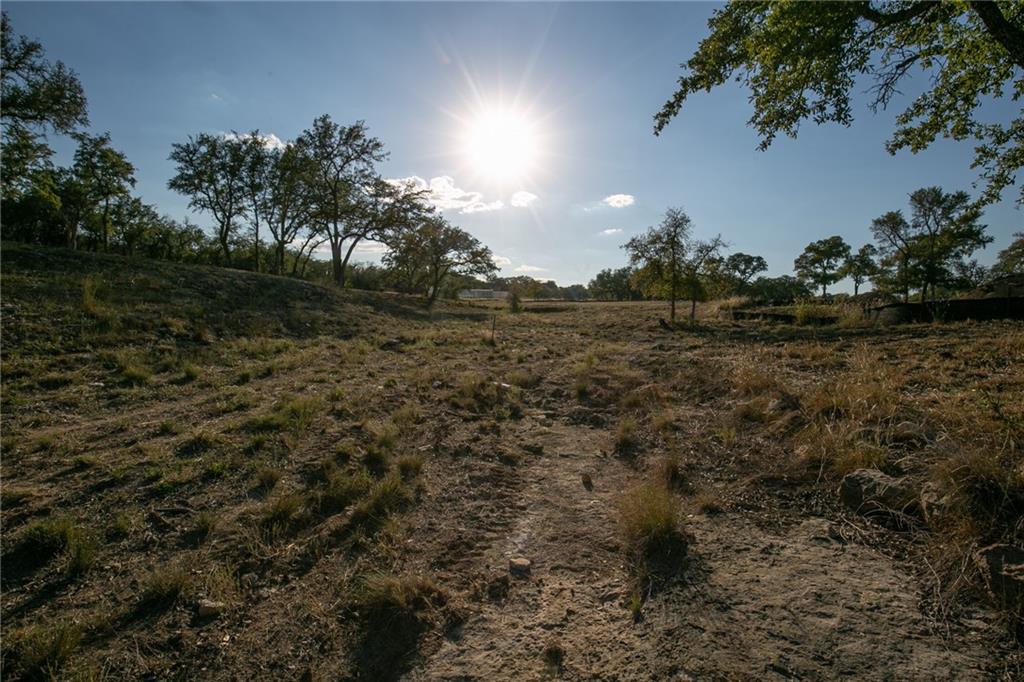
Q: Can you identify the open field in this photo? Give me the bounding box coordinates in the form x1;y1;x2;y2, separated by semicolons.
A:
2;245;1022;680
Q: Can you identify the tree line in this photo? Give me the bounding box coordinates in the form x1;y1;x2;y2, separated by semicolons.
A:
587;200;1022;321
0;13;496;305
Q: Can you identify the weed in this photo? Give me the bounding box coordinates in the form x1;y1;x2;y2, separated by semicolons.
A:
3;621;82;680
396;454;425;480
180;361;201;383
691;491;725;515
316;469;372;515
354;572;447;616
16;516;76;560
188;511;220;542
156;420;182;436
250;395;323;433
260;493;308;531
352;473;412;529
64;531;98;578
619;483;688;576
506;369;540;389
138;564;190;611
255;466;282;491
613;416;638;454
177;430;219;457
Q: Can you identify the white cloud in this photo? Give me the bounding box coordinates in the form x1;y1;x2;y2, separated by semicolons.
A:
510;191;538;208
386;175;504;214
600;228;623;236
224;131;287;150
493;255;513;267
602;193;635;208
462;199;504;214
514;264;546;273
353;241;389;255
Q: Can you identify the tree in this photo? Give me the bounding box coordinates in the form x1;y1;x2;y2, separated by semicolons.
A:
871;187;991;301
747;275;812;304
1;12;88;201
992;232;1024;276
588;267;638;300
73;132;135;251
841;244;879;296
262;143;314;275
623;207;723;322
236;131;275;272
384;216;496;306
870;210;915;301
111;195;160;256
794;236;850;297
296;115;388;286
168;133;247;264
905;187;990;301
722;252;767;291
655;2;1024;205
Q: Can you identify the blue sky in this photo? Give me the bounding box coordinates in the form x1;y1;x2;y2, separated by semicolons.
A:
7;1;1022;288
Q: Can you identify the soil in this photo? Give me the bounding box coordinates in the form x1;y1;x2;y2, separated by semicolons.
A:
1;246;1021;680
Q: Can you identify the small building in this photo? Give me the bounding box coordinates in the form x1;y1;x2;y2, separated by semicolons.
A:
458;289;509;300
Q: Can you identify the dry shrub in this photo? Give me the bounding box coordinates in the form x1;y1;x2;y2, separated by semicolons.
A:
613;416;639;455
619;483;688;579
792;422;889;479
803;346;904;424
731;356;779;397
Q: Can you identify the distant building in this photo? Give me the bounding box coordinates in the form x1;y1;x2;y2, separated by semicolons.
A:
459;289;509;300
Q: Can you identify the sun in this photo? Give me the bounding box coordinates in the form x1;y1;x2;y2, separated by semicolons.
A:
462;107;539;184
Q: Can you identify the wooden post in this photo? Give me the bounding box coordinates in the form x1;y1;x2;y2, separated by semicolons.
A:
491;314;496;345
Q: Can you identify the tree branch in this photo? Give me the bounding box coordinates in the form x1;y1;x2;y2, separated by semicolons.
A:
970;1;1024;69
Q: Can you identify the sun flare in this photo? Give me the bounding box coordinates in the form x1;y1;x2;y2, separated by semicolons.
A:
462;107;539;184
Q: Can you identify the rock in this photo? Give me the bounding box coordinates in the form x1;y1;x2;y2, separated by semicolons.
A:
379;337;403;351
197;599;226;618
839;468;916;516
886;421;931;446
581;472;593;491
522;443;544;455
509;557;532;577
801;518;844;545
975;544;1024;606
919;482;952;526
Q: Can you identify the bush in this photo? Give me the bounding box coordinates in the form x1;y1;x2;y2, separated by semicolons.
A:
619;483;688;577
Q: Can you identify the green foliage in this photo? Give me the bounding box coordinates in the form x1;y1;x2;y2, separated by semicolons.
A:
654;2;1024;205
1;12;89;203
383;214;497;305
871;187;991;301
622;207;724;322
794;236;850;297
992;232;1024;276
841;244;879;295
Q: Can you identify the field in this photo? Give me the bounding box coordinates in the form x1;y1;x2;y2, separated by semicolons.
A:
2;244;1022;680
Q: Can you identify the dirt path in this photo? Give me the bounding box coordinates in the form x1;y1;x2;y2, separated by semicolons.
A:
405;417;995;680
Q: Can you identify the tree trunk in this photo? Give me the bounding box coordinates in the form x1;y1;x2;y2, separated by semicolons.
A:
669;296;676;324
102;200;111;252
854;281;860;296
690;297;697;321
330;237;344;286
219;228;232;266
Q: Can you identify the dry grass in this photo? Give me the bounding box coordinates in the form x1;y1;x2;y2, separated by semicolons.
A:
619;482;688;581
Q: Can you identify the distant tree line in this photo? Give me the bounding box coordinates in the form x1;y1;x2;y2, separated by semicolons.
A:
0;13;496;305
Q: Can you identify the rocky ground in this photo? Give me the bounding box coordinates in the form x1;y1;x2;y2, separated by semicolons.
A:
2;245;1022;680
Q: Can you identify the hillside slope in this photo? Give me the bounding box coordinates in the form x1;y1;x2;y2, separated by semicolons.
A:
1;245;1021;680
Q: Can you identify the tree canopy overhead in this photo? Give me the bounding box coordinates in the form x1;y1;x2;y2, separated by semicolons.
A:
655;1;1024;205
